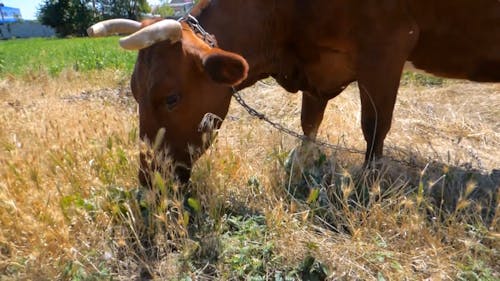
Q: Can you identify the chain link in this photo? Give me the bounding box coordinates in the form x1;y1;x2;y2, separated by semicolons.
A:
179;14;217;48
231;87;366;155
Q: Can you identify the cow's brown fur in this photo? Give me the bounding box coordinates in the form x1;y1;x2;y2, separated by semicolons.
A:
132;0;500;184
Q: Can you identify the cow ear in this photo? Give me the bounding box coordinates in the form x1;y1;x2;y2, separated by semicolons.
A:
202;49;249;86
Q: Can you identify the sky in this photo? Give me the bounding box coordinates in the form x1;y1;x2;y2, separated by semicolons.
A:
1;0;43;20
1;0;162;20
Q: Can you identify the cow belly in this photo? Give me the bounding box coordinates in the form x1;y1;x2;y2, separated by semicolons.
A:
468;60;500;82
408;55;500;82
304;52;355;93
408;31;500;82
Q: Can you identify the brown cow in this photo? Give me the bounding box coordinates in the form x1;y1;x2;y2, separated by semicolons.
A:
88;0;500;185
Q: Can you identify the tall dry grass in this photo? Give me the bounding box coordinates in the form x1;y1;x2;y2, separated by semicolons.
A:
0;70;498;280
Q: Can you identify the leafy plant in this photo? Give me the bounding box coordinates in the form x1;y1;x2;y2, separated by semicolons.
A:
401;71;444;86
221;215;282;279
457;258;496;281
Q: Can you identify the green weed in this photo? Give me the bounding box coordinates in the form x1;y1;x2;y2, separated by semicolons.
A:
221;215;284;279
401;71;445;86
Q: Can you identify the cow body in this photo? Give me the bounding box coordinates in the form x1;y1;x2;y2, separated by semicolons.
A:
197;0;499;88
113;0;500;184
408;0;500;81
198;0;500;91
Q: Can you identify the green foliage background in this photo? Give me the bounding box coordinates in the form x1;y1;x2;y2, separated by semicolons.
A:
37;0;151;37
0;37;136;76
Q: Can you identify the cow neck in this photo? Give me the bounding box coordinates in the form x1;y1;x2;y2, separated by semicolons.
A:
193;0;286;90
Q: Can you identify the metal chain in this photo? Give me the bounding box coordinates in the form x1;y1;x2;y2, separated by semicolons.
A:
231;87;487;171
422;127;486;171
231;87;366;155
179;14;217;48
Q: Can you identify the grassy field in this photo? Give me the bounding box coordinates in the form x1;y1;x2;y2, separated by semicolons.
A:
0;38;499;280
0;37;136;76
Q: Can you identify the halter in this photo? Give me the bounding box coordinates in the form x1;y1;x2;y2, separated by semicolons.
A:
178;14;218;48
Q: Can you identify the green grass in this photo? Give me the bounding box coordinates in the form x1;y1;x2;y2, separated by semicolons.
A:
0;37;136;76
0;37;447;88
401;71;445;87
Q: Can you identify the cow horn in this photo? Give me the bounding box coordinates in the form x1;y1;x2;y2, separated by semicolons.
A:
87;19;141;37
118;20;182;50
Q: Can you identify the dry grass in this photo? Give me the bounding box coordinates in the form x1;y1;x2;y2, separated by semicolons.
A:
0;71;498;280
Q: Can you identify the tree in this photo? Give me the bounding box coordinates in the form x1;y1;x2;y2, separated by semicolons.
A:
98;0;150;20
37;0;151;37
38;0;96;37
155;1;174;18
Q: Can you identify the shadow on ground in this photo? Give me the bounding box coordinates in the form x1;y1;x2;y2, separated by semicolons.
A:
285;144;499;230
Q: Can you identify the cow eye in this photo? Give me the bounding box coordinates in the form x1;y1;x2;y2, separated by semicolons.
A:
165;93;180;111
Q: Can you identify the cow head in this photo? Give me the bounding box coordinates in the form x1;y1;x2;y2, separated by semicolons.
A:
88;19;249;185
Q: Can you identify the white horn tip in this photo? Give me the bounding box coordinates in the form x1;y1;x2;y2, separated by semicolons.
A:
169;21;183;41
87;22;106;37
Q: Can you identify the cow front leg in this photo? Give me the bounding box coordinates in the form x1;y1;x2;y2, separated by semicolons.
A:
358;83;398;164
301;91;329;140
286;92;327;182
337;31;417;207
283;92;329;200
351;80;399;205
355;11;418;164
296;91;330;170
357;45;415;164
